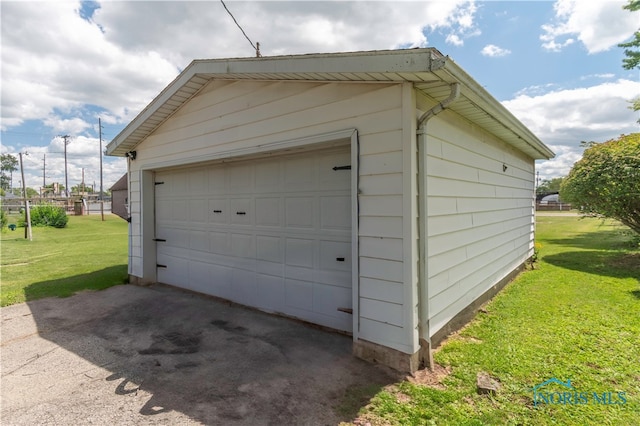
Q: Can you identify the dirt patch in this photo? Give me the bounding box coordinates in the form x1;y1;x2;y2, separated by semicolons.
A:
406;363;452;389
610;253;640;269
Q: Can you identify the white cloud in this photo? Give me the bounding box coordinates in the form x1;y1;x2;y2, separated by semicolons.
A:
481;44;511;57
504;79;640;179
0;1;178;130
1;0;480;189
1;0;478;135
580;73;616;80
4;136;126;192
446;34;464;46
541;0;638;53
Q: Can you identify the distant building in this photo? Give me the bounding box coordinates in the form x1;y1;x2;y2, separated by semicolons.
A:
110;174;128;220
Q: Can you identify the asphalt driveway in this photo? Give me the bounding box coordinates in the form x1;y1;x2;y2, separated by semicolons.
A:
1;285;398;425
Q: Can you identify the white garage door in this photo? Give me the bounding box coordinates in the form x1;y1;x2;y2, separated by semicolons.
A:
154;145;353;332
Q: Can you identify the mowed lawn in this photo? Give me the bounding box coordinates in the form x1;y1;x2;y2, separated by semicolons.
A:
0;214;129;306
1;213;638;424
349;215;639;425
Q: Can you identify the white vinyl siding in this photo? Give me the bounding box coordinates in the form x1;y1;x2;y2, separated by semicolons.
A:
425;111;535;336
128;80;415;353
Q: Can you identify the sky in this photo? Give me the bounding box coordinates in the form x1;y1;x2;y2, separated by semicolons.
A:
1;0;639;192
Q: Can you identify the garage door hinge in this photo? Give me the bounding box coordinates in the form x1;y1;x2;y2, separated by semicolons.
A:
154;181;165;185
153;238;166;242
338;307;353;315
332;165;351;171
156;264;167;268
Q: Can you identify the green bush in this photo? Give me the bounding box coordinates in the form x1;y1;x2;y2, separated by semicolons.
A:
0;209;7;230
22;204;69;228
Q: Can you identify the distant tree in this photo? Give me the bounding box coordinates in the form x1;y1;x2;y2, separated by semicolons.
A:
25;187;39;198
537;177;564;194
560;133;640;235
0;154;18;191
619;0;640;70
71;184;93;194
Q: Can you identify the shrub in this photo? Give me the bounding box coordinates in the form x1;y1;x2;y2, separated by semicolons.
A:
26;204;69;228
0;209;7;230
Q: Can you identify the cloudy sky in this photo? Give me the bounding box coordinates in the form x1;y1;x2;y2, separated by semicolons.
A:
1;0;639;191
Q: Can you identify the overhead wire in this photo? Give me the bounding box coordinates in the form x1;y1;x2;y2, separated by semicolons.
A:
220;0;261;57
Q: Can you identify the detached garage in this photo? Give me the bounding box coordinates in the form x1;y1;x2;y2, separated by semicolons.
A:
106;48;553;372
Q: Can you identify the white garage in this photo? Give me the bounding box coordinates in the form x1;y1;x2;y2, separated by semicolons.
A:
107;49;553;372
153;145;354;332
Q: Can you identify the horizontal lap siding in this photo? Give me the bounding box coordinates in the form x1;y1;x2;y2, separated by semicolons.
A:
425;112;535;337
129;80;410;351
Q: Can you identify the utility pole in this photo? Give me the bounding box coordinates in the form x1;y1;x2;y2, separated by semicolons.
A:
99;118;104;221
42;153;46;193
61;135;71;198
19;152;32;241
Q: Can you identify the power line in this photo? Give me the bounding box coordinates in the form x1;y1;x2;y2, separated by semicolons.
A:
220;0;261;57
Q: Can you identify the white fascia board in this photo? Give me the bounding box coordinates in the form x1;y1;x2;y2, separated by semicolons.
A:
190;48;443;76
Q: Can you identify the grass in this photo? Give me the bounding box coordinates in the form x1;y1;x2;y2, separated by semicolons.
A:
0;214;129;306
2;212;638;424
351;217;640;426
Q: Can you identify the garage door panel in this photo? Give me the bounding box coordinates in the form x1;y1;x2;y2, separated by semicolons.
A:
209;264;233;297
320;196;351;231
313;284;351;318
230;199;253;225
284;156;316;191
189;198;207;223
256;235;283;263
255;259;284;277
285;197;315;228
188;260;210;291
315;270;352;288
210;231;230;254
230;269;257;305
189;169;208;193
209;198;229;223
320;240;351;271
228;163;254;193
255;161;281;191
285;279;314;311
318;152;351;189
189;230;210;252
208;168;227;192
172;171;189;194
256;275;285;310
230;233;255;258
255;197;281;227
172;199;185;223
285;238;315;268
155;145;352;332
157;255;187;287
158;229;188;248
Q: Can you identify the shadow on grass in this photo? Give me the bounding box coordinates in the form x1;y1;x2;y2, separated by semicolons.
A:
631;290;640;299
544;228;637;251
543;250;640;282
22;265;129;302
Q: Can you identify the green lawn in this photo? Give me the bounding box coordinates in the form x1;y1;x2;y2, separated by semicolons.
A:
352;217;640;425
0;214;129;306
2;213;638;424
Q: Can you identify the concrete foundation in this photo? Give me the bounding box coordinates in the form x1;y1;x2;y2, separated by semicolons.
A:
352;339;421;374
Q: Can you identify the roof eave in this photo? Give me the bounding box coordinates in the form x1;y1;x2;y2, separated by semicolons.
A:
436;60;554;160
106;49;554;161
